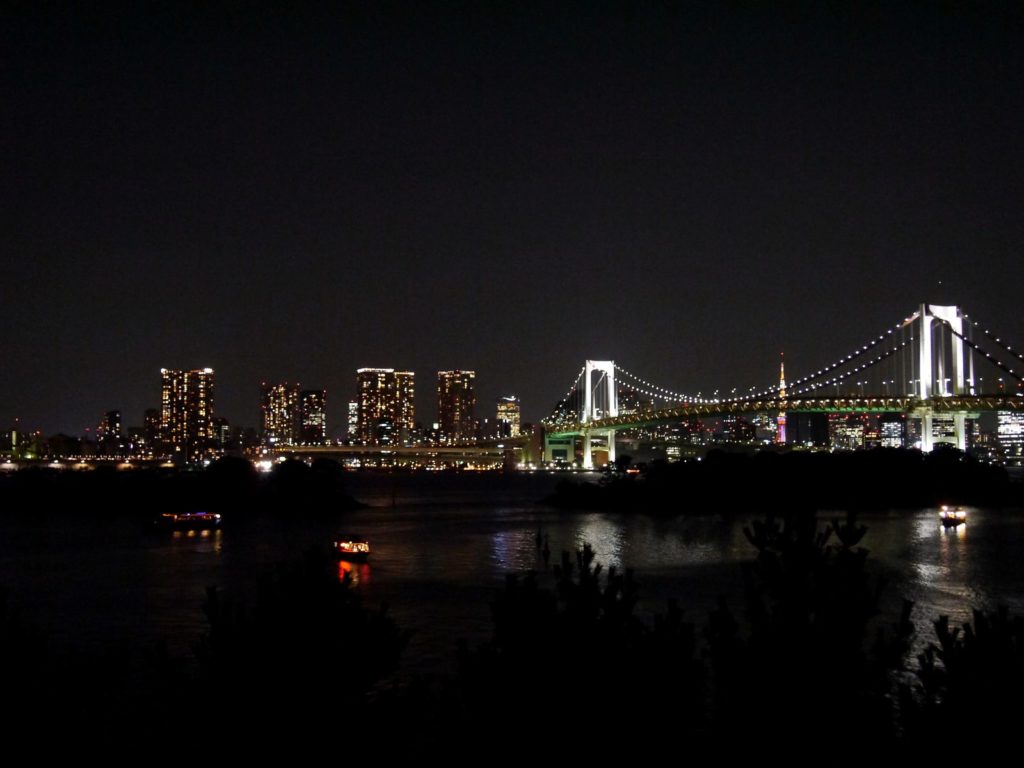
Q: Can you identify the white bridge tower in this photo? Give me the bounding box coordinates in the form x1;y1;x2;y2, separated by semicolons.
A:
910;303;976;451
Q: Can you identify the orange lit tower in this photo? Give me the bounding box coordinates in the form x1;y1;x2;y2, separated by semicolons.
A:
777;354;787;444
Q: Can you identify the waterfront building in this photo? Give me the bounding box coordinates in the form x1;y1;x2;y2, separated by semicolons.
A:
96;410;125;457
356;368;415;445
160;368;215;463
97;410;121;441
828;413;867;450
880;414;905;448
437;370;476;443
300;389;327;444
144;408;161;446
496;395;521;438
261;382;300;446
997;410;1024;463
347;399;359;441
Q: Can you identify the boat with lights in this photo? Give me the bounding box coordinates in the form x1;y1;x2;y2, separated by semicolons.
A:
156;511;222;529
332;534;370;561
939;505;967;527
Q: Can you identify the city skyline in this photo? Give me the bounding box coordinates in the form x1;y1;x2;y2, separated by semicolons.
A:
3;4;1023;435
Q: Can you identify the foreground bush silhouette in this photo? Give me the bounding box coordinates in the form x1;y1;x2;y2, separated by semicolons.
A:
405;544;707;760
903;605;1024;747
704;510;912;758
194;552;407;752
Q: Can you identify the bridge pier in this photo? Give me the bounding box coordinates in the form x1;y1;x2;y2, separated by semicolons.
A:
954;413;967;452
913;408;970;452
919;411;933;453
582;429;592;469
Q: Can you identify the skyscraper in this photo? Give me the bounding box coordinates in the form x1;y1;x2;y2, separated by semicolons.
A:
160;368;215;463
261;382;300;446
347;399;359;441
97;410;122;442
997;410;1024;462
96;410;123;457
395;371;415;440
300;389;327;445
437;370;476;443
496;395;521;438
356;368;415;445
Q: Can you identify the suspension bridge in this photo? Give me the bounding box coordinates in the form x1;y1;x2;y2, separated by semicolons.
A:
543;304;1024;468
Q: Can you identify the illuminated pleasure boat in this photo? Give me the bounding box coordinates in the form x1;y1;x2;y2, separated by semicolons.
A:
332;534;370;561
156;511;222;529
939;505;967;527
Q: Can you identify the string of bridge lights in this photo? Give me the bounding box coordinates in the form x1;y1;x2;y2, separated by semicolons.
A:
618;378;701;405
613;364;704;403
616;327;914;406
559;367;586;401
941;321;1024;385
745;320;913;400
961;314;1024;370
561;311;1022;422
783;340;911;397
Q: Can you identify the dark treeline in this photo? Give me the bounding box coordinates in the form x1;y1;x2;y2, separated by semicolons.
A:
547;447;1021;512
0;457;361;519
3;511;1022;761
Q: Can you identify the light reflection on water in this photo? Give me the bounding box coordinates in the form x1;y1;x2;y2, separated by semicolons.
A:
1;500;1023;675
337;559;371;587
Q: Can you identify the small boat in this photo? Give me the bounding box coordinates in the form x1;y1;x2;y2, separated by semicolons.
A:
332;534;370;561
156;511;222;529
939;505;967;527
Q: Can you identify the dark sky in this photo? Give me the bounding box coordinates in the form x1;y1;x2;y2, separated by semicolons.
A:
3;1;1023;436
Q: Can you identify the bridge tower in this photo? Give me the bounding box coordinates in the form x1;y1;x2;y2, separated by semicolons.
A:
580;360;618;469
911;303;975;452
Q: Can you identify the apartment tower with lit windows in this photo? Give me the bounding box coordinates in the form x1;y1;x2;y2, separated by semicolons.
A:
261;382;300;446
496;395;521;438
437;370;476;443
160;368;215;463
355;368;415;445
300;389;327;445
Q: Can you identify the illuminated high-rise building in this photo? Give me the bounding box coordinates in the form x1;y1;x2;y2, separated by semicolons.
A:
97;410;122;442
356;368;415;445
212;416;232;453
395;371;415;439
880;414;905;448
300;389;327;445
144;408;161;445
160;368;215;463
96;410;123;457
997;410;1024;462
828;413;867;450
438;370;476;443
496;395;521;438
347;400;359;440
261;382;300;446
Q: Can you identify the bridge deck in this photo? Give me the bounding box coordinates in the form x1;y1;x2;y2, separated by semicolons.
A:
546;395;1024;437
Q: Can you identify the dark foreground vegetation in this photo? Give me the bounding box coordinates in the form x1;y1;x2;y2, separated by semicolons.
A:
547;447;1023;512
0;456;361;518
2;509;1021;762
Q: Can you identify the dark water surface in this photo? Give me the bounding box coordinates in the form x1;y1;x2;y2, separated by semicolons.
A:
2;471;1023;676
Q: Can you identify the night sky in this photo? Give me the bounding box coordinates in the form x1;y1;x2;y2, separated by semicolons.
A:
3;2;1023;436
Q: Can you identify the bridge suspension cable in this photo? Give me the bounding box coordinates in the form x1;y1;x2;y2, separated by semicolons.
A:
613;364;704;403
740;318;917;401
961;313;1024;369
938;318;1024;386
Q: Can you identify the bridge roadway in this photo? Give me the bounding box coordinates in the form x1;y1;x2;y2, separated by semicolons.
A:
545;394;1024;437
274;437;532;464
